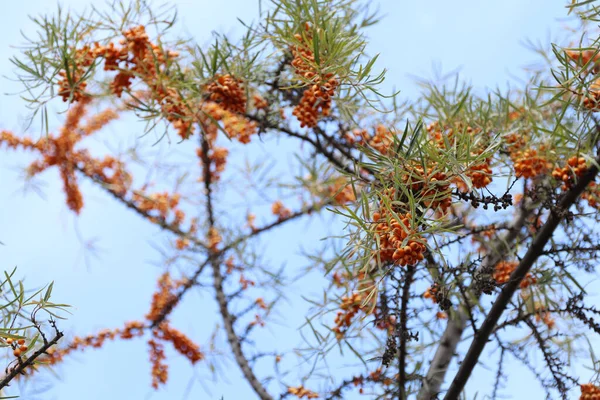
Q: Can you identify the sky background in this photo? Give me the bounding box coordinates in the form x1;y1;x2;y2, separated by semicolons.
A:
0;1;592;399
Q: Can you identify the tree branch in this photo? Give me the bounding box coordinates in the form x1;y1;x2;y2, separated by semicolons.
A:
443;158;600;399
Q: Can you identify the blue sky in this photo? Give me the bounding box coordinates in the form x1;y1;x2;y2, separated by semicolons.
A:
0;1;589;399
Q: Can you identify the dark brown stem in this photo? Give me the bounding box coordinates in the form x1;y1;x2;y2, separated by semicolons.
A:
443;158;599;399
398;265;416;399
0;330;63;390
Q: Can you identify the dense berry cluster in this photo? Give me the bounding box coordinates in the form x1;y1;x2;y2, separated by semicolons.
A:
287;385;319;399
0;99;127;213
6;338;29;358
205;74;247;114
153;322;204;364
372;210;426;266
290;24;339;128
513;149;550;179
332;292;369;340
272;200;292;220
327;177;357;205
552;156;588;190
423;284;439;304
148;339;168;389
580;383;600;400
402;162;452;214
492;261;536;289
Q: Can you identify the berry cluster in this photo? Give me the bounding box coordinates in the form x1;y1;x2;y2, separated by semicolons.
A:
466;160;493;189
132;191;186;226
148;339;168;389
205;74;247;114
146;272;181;323
44;321;146;365
272;200;292;220
287;385;319;399
0;100;128;214
6;338;29;358
346;125;395;154
423;284;439;304
402;162;452;214
580;383;600;400
512;148;551;179
333;292;368;340
372;210;426;266
492;261;537;289
290;24;339;128
534;304;556;330
327;177;357;205
552;156;588;190
153;322;204;364
565;49;600;111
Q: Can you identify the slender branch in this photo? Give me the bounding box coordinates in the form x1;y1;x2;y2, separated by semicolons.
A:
0;328;63;390
199;130;274;400
417;201;533;400
398;265;416;400
443;158;600;399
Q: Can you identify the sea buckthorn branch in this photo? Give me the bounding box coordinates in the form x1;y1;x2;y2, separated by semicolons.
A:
0;322;63;391
148;200;330;329
444;152;600;399
245;113;365;178
523;317;577;395
75;164;209;250
197;128;274;400
417;200;534;400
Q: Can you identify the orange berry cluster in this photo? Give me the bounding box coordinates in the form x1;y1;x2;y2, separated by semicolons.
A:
333;292;368;340
466;160;493;189
239;274;256;290
534;305;556;330
552;156;588;190
512;148;551;179
290;24;339;128
0;100;130;214
148;339;168;389
292;73;339;128
565;49;600;110
195;102;258;183
287;385;319;399
205;74;247;114
372;210;426;266
252;93;268;110
207;227;222;251
492;261;537;289
154;322;204;364
423;284;439;304
58;25;178;103
580;383;600;400
327;177;357;205
43;321;146;365
582;79;600;111
402;163;452;213
6;338;28;358
132;191;186;226
567;49;600;74
201;102;258;144
347;125;394;154
272;200;292;220
146;272;180;323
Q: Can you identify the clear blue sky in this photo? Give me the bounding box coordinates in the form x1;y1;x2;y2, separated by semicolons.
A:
0;1;587;399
